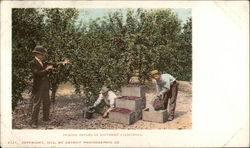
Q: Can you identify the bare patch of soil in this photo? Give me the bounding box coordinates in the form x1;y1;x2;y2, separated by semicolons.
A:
12;81;192;130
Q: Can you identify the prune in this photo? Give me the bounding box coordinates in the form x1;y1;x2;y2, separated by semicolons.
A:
111;108;132;114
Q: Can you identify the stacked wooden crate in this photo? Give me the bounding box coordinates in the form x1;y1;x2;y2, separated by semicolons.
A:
109;84;146;125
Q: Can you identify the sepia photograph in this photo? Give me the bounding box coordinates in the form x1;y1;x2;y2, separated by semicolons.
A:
12;8;192;130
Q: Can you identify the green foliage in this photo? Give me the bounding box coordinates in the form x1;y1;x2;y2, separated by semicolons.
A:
175;17;192;80
12;8;79;110
12;8;44;110
41;9;79;87
12;8;192;110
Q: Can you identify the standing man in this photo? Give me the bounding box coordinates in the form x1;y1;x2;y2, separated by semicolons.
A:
150;70;179;121
89;86;117;118
30;45;68;128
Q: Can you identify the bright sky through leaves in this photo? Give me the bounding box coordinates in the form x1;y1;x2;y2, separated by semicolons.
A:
77;8;191;25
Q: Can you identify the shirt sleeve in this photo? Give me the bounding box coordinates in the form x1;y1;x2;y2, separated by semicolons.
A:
106;92;116;113
93;94;103;107
154;80;160;93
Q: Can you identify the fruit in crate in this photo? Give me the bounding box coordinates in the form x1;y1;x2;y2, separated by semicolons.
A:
118;96;141;100
111;108;133;114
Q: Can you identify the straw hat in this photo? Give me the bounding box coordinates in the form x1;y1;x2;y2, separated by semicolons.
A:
150;70;159;76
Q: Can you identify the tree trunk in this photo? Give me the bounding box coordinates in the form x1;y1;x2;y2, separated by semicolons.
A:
51;84;58;105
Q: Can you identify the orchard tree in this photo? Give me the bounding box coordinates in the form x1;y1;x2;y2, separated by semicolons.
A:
176;17;192;81
40;8;79;104
12;8;192;110
71;8;185;105
12;8;80;109
12;8;44;110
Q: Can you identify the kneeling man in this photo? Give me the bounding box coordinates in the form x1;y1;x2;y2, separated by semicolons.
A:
89;86;117;118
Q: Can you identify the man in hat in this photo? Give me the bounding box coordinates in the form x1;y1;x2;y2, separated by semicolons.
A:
89;86;117;118
150;70;179;121
30;45;69;128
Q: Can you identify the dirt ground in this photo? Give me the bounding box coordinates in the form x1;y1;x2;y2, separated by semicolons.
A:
12;81;192;130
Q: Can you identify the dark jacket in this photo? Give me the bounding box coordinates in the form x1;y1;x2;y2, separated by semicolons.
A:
30;59;49;94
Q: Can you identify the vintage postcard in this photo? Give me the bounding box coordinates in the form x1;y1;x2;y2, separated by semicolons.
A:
0;0;249;147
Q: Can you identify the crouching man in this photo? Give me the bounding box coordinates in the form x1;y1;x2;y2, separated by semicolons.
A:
150;70;179;121
89;86;117;118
